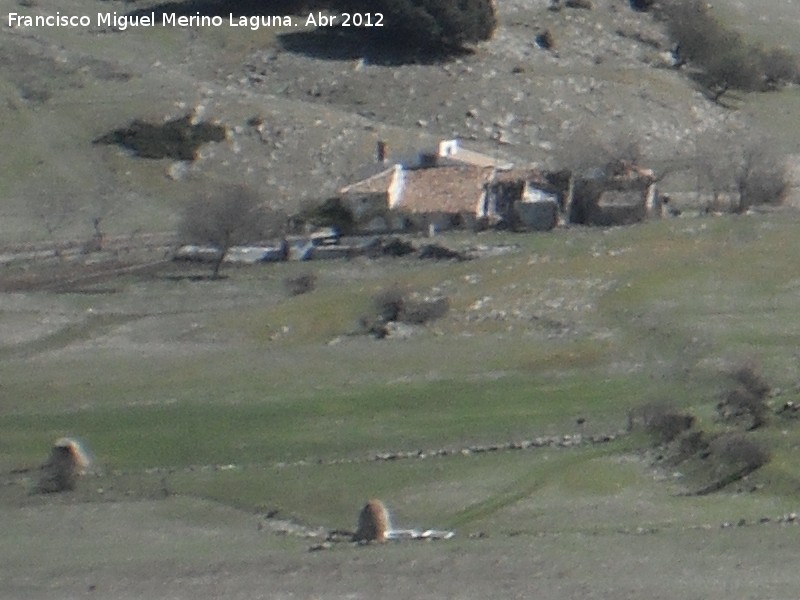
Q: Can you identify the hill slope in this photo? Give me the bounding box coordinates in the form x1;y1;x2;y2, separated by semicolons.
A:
0;0;798;242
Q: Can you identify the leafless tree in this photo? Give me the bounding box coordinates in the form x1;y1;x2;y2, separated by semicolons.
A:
696;132;789;212
735;144;790;212
180;184;282;279
554;126;644;177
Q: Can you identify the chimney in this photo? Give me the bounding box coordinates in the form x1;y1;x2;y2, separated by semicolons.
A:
376;140;388;163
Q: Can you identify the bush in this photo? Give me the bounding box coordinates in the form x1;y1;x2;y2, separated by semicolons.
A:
628;401;695;444
373;285;406;322
709;432;770;471
629;0;655;11
564;0;592;8
717;361;771;429
535;30;555;51
671;429;709;462
399;296;450;324
362;285;449;337
338;0;497;51
284;272;317;296
93;114;226;160
657;0;800;99
555;127;644;178
299;198;354;235
696;135;790;211
731;362;770;398
736;148;790;210
760;47;800;89
381;237;416;257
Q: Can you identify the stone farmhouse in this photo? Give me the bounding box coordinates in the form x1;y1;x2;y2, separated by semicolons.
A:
338;139;660;233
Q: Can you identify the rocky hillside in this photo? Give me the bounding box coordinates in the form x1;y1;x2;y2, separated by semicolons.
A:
0;0;794;242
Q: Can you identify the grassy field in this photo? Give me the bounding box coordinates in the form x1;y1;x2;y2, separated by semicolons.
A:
3;213;800;508
4;212;800;598
2;0;800;596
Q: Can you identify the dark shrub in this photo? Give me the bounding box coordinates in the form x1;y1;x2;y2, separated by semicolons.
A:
535;30;555;50
656;0;800;99
761;47;800;89
737;156;790;210
418;244;467;261
363;286;449;337
285;272;317;296
629;0;655;11
628;401;695;444
673;429;709;461
647;410;695;444
373;285;406;322
718;361;771;429
93;114;226;160
709;433;770;470
301;198;354;235
399;296;450;324
339;0;496;51
731;362;770;398
565;0;592;8
381;237;416;257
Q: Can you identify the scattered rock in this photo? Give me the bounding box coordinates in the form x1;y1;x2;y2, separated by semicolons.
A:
308;542;333;552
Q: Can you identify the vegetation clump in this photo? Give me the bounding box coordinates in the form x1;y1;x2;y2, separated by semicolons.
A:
633;361;777;495
284;272;317;296
93;114;227;160
179;185;284;279
696;134;790;212
299;198;355;235
336;0;497;52
628;401;695;444
656;0;800;101
361;284;449;337
717;361;771;430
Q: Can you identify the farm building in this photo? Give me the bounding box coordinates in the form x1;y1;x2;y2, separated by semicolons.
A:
338;164;404;232
487;168;571;231
339;141;661;233
567;161;661;226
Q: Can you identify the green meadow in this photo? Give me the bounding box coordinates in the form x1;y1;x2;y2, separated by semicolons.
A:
3;213;800;541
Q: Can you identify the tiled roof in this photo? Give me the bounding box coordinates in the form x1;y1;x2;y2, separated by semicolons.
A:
396;166;493;214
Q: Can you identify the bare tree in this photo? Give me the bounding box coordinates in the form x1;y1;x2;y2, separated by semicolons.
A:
735;144;790;212
696;132;789;212
180;184;281;279
554;126;644;177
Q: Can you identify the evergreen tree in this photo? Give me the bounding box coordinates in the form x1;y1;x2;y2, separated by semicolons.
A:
339;0;497;50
